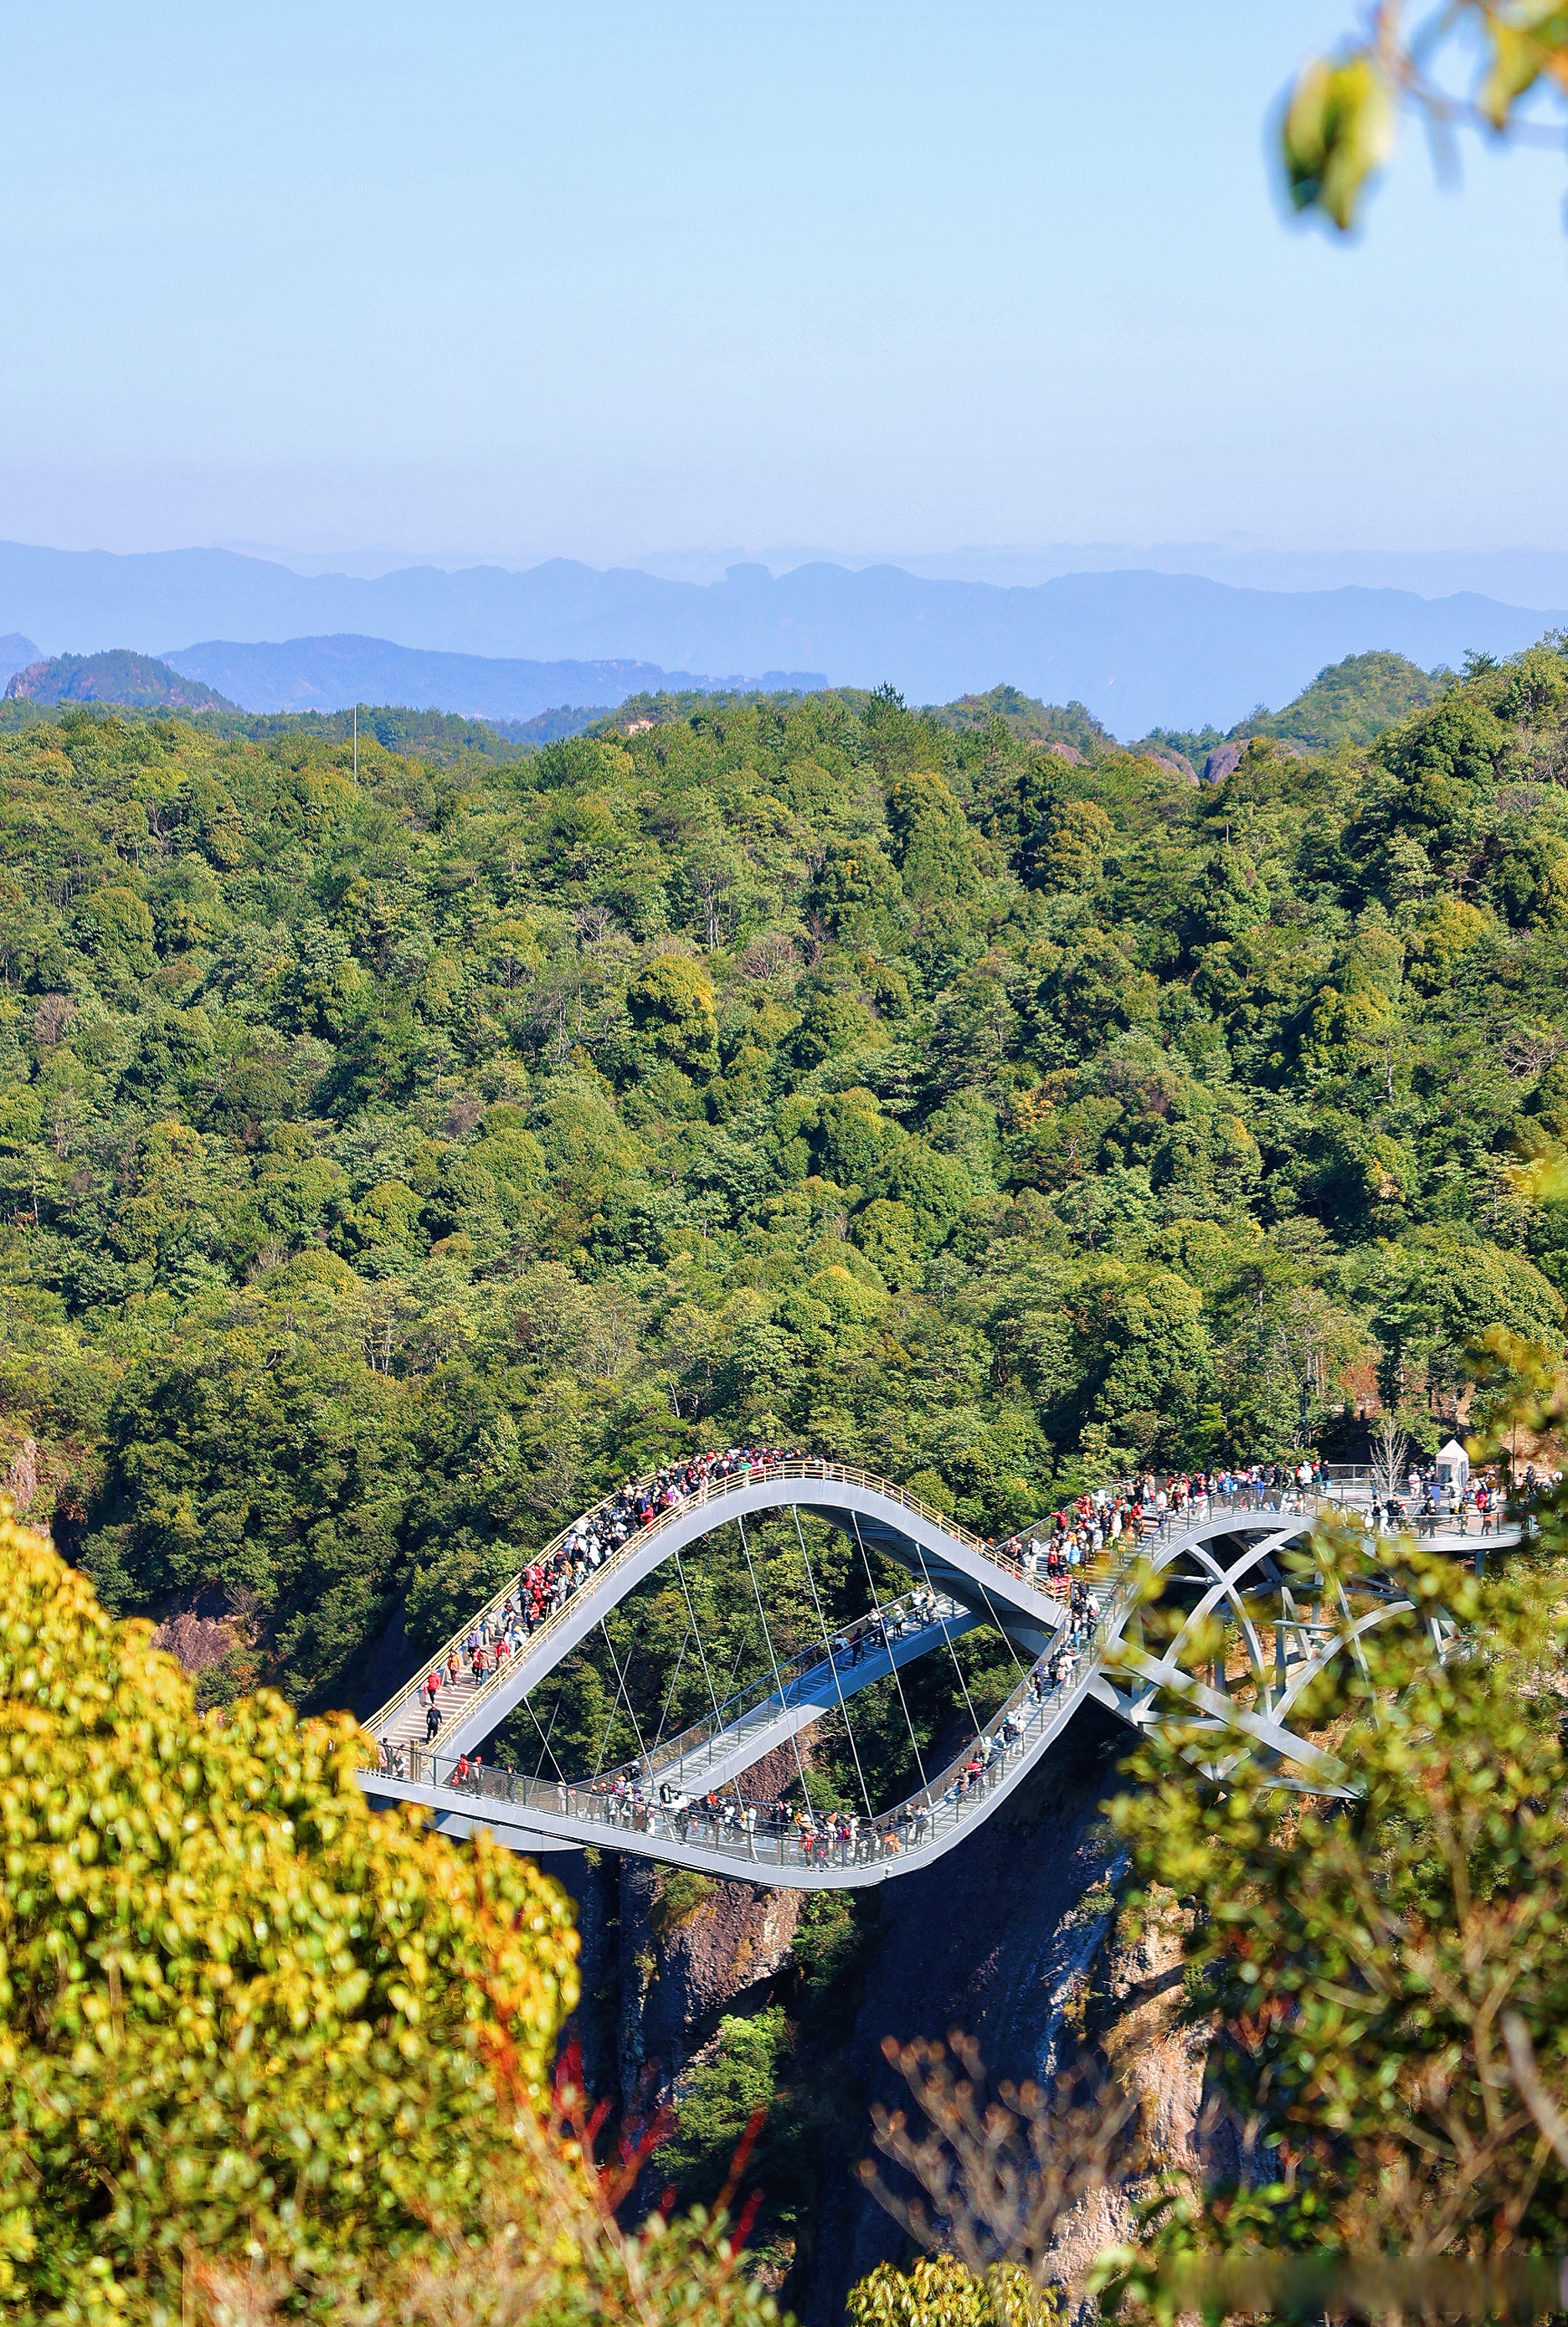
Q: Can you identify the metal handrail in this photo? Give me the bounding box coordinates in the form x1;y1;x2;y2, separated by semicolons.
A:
368;1456;1365;1749
398;1509;1143;1865
376;1487;1520;1875
402;1573;1112;1874
367;1455;1069;1743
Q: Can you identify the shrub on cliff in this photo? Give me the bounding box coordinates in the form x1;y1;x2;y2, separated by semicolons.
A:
0;1506;579;2312
847;2255;1056;2327
1107;1523;1568;2263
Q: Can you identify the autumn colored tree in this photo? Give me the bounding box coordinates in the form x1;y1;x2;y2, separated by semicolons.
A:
0;1506;577;2310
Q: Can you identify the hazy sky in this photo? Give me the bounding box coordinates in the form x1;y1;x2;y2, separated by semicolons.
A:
3;1;1565;567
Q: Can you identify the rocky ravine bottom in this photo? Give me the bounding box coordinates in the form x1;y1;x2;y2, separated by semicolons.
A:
534;1704;1236;2324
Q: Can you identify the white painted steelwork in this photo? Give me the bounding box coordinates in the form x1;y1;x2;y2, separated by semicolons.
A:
358;1460;1516;1885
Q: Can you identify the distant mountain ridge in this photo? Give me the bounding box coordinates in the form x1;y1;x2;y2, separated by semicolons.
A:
163;633;825;719
1;538;1565;734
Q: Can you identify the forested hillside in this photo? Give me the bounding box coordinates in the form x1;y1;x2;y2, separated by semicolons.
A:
4;647;239;712
2;659;1567;1728
1247;646;1443;749
1146;647;1448;767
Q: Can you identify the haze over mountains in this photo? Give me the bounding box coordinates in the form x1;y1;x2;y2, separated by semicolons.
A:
162;636;825;722
2;537;1563;736
627;543;1568;602
0;635;39;684
0;621;796;730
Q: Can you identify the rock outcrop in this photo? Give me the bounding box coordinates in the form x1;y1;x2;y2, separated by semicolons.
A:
1202;739;1249;785
547;1741;810;2113
541;1704;1216;2324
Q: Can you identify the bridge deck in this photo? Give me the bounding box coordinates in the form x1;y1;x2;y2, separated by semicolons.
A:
358;1463;1519;1886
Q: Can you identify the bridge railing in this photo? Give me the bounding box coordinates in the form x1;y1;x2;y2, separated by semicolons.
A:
1081;1478;1344;1578
398;1602;1103;1876
369;1458;1399;1755
367;1457;1073;1746
393;1525;1161;1876
379;1484;1522;1876
368;1471;641;1742
798;1490;1351;1850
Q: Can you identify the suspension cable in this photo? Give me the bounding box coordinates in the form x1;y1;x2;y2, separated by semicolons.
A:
523;1674;567;1780
651;1627;691;1755
604;1610;654;1775
791;1502;875;1822
965;1555;1031;1680
591;1599;653;1781
672;1543;748;1810
717;1623;750;1709
735;1512;814;1809
588;1619;624;1782
849;1506;927;1791
901;1526;985;1743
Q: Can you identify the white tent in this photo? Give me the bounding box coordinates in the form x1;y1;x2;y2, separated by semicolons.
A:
1434;1438;1470;1495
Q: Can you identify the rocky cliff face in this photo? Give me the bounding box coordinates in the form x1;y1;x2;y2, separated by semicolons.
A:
805;1703;1139;2321
543;1742;809;2114
619;1856;805;2108
542;1703;1217;2324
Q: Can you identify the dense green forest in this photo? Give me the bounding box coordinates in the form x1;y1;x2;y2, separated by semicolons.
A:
2;649;1567;1750
930;684;1116;754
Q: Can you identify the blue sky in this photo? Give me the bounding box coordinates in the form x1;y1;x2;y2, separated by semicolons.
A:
2;1;1565;569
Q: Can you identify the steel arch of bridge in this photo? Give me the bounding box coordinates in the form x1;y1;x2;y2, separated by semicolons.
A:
357;1460;1512;1887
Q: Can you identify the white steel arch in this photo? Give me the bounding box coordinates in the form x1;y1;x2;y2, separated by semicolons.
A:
365;1461;1072;1764
357;1460;1515;1887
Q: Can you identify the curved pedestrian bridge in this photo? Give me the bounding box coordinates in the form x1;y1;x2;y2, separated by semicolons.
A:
358;1456;1516;1888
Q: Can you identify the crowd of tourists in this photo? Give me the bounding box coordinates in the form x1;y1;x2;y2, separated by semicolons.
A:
383;1442;1514;1804
584;1777;924;1862
497;1568;1111;1866
991;1460;1329;1589
385;1449;1335;1782
575;1711;1037;1864
1366;1468;1508;1538
397;1567;1106;1861
399;1444;802;1752
827;1587;949;1665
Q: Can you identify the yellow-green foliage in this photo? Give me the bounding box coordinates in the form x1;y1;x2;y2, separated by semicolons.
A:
0;1510;578;2314
847;2255;1057;2327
